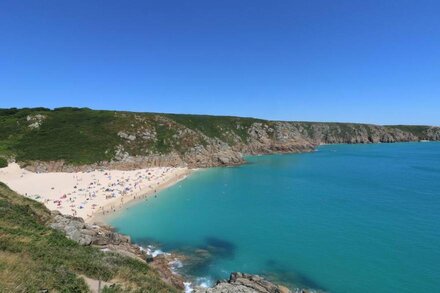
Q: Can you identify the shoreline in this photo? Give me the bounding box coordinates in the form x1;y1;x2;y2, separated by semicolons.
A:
90;168;193;224
0;163;193;223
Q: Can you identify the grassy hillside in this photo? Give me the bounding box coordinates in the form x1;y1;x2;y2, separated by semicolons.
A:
0;182;178;292
0;108;121;164
0;107;259;165
164;113;264;142
0;107;438;167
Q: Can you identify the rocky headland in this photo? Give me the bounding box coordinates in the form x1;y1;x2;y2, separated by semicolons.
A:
2;108;438;172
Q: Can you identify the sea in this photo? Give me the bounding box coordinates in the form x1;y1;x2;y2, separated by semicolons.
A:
109;142;440;292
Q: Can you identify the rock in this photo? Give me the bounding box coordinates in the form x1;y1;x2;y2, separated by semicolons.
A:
195;272;290;293
229;272;281;293
218;156;230;164
26;114;46;129
149;254;185;290
195;272;322;293
117;131;136;141
146;255;154;263
78;234;93;246
278;286;291;293
49;213;130;247
66;229;82;243
80;229;97;236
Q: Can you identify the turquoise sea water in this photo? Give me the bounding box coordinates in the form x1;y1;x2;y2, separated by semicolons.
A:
110;142;440;292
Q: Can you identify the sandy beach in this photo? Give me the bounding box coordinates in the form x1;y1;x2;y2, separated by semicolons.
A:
0;163;191;223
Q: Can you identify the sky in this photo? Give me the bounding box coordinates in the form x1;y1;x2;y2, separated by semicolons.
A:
0;0;439;125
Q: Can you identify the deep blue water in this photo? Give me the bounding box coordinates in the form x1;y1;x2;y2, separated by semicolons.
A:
110;142;440;292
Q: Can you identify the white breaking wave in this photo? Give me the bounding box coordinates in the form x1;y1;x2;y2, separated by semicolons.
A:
183;282;194;293
168;258;184;274
139;244;171;258
196;276;214;288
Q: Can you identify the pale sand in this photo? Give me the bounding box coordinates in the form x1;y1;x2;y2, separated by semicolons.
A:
0;163;191;223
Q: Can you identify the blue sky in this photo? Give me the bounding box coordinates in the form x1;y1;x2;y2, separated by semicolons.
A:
1;0;439;125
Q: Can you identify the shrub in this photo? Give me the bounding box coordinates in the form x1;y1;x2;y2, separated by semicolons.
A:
0;157;7;168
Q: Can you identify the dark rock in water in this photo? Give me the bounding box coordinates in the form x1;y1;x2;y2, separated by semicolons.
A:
262;259;324;291
175;237;237;275
184;237;236;274
195;272;292;293
174;248;214;276
205;236;236;258
206;237;236;250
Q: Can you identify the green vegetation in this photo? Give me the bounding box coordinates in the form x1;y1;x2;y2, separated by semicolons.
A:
0;157;7;168
16;108;121;164
0;108;121;164
0;107;437;166
0;182;178;292
165;113;263;142
385;125;430;138
153;123;178;153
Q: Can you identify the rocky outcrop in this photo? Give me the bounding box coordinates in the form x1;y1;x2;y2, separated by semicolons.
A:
49;211;131;247
426;126;440;141
26;114;46;129
183;143;244;167
195;272;297;293
48;211;185;289
149;253;188;290
239;122;315;155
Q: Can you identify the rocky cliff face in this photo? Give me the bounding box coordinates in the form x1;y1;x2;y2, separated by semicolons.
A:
426;126;440;141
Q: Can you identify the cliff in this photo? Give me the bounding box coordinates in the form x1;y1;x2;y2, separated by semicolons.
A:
1;107;439;171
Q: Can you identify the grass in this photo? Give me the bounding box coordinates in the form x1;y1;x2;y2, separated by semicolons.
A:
385;125;430;138
165;113;263;143
0;182;178;292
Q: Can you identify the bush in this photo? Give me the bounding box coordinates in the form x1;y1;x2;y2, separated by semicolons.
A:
0;157;7;168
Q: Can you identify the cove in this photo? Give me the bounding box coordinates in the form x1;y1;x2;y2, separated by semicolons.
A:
109;142;440;292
